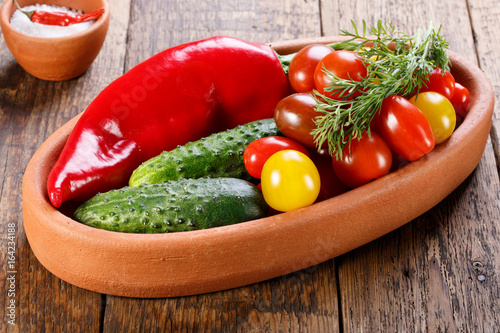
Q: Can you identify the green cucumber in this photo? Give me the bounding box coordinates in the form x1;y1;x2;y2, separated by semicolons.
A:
73;177;267;233
129;118;280;186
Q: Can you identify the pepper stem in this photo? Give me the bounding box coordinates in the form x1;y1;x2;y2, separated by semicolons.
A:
13;0;34;20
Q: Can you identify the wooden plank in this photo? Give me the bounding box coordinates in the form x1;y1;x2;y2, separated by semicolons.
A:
321;0;477;60
123;0;325;70
320;0;500;331
101;0;341;332
0;0;131;331
104;261;338;332
1;0;496;331
0;59;106;333
336;150;500;331
467;0;500;174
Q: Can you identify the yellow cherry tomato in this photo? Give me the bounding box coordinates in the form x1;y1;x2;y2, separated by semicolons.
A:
261;150;320;212
409;91;456;144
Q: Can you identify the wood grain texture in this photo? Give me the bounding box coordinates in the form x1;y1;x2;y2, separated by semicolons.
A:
123;0;322;69
103;261;338;332
0;0;129;331
0;0;498;331
321;0;500;331
100;0;341;331
467;0;500;176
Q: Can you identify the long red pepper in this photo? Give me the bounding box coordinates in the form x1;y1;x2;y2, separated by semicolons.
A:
30;8;104;26
14;0;104;26
47;36;290;207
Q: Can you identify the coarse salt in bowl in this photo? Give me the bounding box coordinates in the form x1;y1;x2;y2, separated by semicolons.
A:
10;4;95;38
0;0;110;81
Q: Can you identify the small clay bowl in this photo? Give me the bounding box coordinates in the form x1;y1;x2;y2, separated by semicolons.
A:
22;37;494;298
0;0;109;81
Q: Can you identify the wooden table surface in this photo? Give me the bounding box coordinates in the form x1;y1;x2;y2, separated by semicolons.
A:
1;0;499;331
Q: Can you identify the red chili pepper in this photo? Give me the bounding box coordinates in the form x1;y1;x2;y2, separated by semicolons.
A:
14;0;104;26
30;8;104;26
47;36;290;207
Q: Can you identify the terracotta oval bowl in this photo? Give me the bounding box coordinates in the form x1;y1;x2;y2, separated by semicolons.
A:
0;0;109;81
22;37;494;298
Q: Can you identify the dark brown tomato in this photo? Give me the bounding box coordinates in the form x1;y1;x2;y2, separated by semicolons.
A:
274;93;322;149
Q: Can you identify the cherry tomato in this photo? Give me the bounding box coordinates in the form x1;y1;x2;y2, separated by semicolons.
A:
314;50;367;100
261;150;321;212
244;136;309;179
374;95;435;161
309;149;349;201
288;44;334;93
331;131;392;188
449;82;470;120
409;91;456;144
419;67;455;100
274;93;323;149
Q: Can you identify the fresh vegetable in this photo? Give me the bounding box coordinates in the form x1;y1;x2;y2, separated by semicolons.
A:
261;150;320;212
73;177;267;233
14;0;104;26
331;131;392;188
274;93;323;149
311;21;450;159
130;119;281;186
409;91;456;144
374;95;435;161
313;50;367;101
47;36;290;207
288;44;334;93
418;67;455;100
450;82;470;120
243;136;309;179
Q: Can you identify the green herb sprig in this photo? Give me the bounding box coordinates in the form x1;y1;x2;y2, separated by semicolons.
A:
311;20;450;159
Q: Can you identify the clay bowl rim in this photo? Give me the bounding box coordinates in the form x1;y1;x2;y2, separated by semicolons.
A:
0;0;110;42
22;37;495;298
29;44;491;240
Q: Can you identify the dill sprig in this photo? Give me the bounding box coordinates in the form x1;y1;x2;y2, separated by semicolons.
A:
311;20;450;159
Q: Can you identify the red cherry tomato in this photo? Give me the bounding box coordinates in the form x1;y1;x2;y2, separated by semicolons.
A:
374;95;435;161
308;149;349;201
420;67;455;100
314;50;367;100
243;136;309;179
288;44;334;93
331;131;392;188
274;93;323;149
449;82;470;120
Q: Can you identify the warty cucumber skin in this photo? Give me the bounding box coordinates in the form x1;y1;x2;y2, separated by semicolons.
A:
73;177;268;234
129;118;280;187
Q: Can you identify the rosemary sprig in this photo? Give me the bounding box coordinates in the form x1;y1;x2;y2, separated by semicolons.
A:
311;20;450;159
